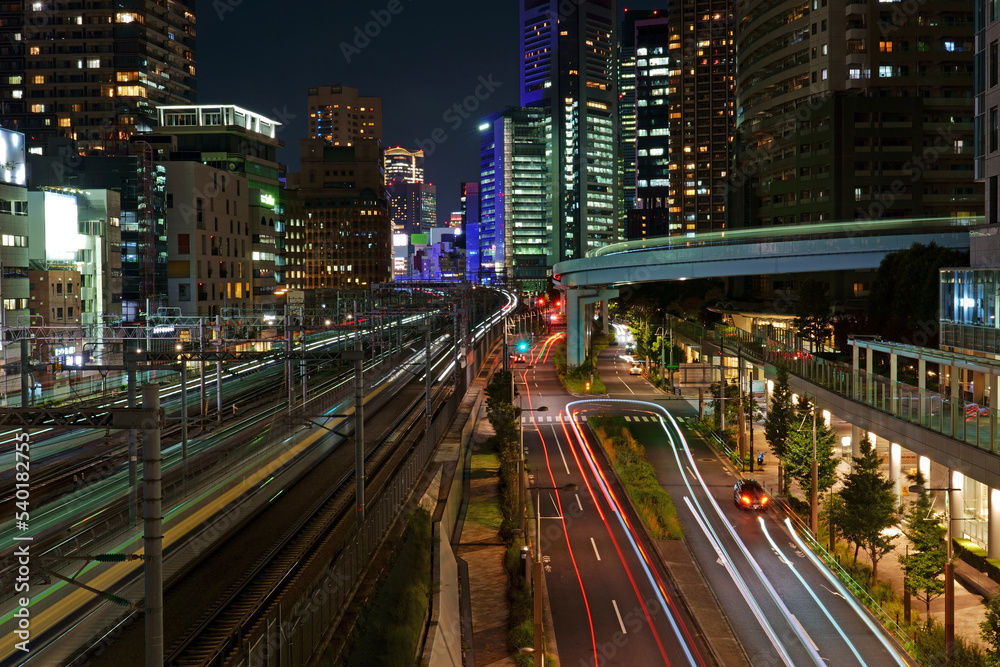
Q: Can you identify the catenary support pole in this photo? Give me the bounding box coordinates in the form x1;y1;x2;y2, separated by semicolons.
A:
355;338;365;530
127;359;137;525
143;384;164;667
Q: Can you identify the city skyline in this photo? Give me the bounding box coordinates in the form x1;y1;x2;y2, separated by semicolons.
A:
194;0;670;223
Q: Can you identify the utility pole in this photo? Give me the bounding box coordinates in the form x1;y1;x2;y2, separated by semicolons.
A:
719;341;726;433
300;307;307;406
199;319;206;429
811;407;819;537
285;303;293;413
143;384;164;667
354;336;365;530
179;353;188;484
215;314;222;422
425;319;433;451
127;356;137;525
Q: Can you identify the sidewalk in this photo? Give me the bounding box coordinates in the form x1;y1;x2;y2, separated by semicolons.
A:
742;424;989;650
456;400;517;667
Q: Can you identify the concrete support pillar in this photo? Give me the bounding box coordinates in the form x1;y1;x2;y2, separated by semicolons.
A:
852;343;861;401
565;288;618;368
851;424;864;471
600;299;609;336
565;289;590;369
974;371;986;404
918;357;927;425
950;364;961;438
992;374;1000;453
947;469;964;658
919;456;931;487
989;488;1000;560
865;347;874;404
890;352;898;416
890;442;902;500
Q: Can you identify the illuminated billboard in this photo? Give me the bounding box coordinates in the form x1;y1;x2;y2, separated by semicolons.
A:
0;127;26;187
43;191;84;262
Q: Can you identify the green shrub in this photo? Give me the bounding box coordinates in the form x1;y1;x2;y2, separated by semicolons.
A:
912;618;986;667
589;417;683;540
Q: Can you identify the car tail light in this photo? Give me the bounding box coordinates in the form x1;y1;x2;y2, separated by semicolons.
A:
761;496;769;505
741;496;750;504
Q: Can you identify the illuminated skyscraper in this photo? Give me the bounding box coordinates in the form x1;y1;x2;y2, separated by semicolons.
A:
622;4;734;240
0;0;196;155
385;147;425;184
520;0;618;260
479;107;550;290
732;0;979;228
307;85;382;146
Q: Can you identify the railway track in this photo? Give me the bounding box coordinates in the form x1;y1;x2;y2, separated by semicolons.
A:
167;382;445;666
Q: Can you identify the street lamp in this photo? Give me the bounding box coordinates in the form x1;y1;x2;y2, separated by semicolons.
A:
531;482;578;667
518;402;548;534
908;481;961;659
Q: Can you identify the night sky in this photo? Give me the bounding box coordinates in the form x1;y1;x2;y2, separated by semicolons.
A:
195;0;666;222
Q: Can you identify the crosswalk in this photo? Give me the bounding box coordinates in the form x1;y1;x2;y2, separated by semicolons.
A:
521;414;588;423
519;414;667;423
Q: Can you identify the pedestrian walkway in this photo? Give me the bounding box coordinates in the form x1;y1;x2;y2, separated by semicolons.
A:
741;423;989;651
457;400;518;667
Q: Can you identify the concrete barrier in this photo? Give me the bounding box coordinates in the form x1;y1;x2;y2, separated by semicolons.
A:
420;329;501;665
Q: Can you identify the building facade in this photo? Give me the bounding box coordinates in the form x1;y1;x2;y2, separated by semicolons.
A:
520;0;618;260
389;180;437;235
978;0;1000;224
626;4;734;239
385;147;424;184
25;186;122;334
0;128;29;393
0;0;197;155
479;107;550;290
307;84;382;147
163;161;251;316
28;141;167;321
731;0;980;229
156;105;286;308
285;139;391;289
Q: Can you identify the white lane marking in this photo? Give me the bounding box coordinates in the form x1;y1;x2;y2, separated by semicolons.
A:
619;376;636;395
591;537;602;561
612;599;627;635
576;493;583;512
790;614;820;654
551;425;571;474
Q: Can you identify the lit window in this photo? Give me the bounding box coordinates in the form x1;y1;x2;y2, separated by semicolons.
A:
30;104;44;113
87;58;100;68
28;47;39;55
58;117;70;127
879;65;893;77
32;75;43;84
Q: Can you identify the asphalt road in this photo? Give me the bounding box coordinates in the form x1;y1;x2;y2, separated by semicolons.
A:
592;338;912;667
516;333;710;666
